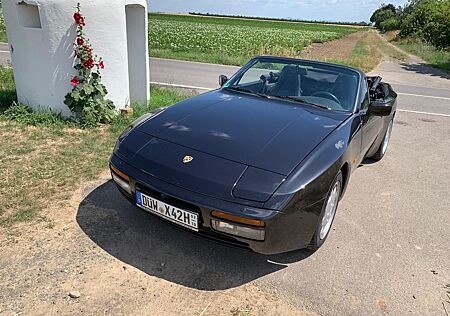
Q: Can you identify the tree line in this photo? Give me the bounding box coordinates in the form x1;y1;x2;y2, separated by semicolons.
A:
189;12;370;27
370;0;450;48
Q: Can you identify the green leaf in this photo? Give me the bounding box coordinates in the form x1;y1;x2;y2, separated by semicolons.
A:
71;90;81;101
96;85;106;96
64;93;73;107
84;85;94;95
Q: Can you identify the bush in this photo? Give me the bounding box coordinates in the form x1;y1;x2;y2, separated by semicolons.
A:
371;0;450;48
421;1;450;48
380;18;400;33
370;4;397;29
399;0;450;48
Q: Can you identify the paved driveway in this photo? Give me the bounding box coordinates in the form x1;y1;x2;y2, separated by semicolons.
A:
97;57;450;315
78;111;450;315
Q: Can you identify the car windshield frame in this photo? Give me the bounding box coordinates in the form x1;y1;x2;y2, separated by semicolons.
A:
223;57;362;113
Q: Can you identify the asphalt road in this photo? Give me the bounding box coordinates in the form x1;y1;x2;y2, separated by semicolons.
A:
2;41;450;315
0;42;11;67
148;57;450;117
2;42;449;116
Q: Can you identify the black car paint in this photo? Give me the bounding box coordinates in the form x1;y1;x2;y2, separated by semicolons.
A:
111;57;397;254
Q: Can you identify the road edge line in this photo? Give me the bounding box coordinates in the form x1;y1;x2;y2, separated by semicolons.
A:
398;93;450;101
151;57;241;68
150;81;213;91
397;109;450;118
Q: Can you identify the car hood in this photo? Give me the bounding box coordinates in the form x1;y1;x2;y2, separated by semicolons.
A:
137;90;349;175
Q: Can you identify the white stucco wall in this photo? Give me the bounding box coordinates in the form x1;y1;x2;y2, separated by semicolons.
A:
3;0;149;116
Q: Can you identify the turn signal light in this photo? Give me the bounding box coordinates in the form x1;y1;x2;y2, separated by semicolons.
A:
110;165;131;194
111;165;129;181
211;211;265;227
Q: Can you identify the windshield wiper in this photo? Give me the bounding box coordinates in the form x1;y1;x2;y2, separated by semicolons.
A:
226;86;269;99
272;95;331;110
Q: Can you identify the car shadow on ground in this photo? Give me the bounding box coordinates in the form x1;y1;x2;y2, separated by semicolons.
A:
358;157;379;167
76;180;313;291
400;62;450;80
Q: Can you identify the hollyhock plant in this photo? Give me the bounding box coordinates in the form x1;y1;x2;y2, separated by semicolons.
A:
65;3;115;126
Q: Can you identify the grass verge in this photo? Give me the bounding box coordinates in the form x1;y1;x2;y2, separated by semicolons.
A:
0;66;190;226
0;66;17;110
395;40;450;72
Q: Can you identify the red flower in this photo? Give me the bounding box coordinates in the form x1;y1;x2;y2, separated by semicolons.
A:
76;38;84;46
73;12;82;23
83;58;95;69
73;12;85;26
70;76;80;86
98;61;105;69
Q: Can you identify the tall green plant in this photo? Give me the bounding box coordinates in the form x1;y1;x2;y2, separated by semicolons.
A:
64;3;116;127
0;6;7;42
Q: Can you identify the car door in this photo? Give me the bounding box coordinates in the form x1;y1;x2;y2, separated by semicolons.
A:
359;79;383;156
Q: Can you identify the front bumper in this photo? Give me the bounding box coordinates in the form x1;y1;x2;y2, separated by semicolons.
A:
110;154;320;255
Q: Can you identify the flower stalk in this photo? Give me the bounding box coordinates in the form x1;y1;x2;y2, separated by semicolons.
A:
64;3;115;126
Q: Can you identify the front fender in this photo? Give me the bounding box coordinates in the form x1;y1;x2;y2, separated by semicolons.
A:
264;115;361;212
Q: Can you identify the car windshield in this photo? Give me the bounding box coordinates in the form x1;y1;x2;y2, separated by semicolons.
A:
224;58;359;112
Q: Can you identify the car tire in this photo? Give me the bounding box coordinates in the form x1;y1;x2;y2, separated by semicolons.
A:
372;119;394;161
308;171;343;251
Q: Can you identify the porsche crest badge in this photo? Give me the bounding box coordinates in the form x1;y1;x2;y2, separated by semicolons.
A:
183;155;194;164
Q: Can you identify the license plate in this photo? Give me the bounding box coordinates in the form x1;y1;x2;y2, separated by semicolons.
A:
136;191;199;231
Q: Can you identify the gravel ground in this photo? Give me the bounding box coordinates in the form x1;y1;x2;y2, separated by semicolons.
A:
0;173;315;316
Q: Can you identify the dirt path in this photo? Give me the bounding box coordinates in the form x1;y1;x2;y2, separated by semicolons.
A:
300;31;365;61
0;173;316;316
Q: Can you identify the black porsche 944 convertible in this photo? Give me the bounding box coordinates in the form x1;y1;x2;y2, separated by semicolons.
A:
110;56;397;254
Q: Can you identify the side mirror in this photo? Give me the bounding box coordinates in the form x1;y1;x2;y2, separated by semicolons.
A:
369;100;393;116
219;75;229;87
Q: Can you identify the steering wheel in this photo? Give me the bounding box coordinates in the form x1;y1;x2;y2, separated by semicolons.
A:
311;91;341;105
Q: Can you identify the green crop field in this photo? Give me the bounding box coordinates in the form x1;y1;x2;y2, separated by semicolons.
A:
149;14;362;65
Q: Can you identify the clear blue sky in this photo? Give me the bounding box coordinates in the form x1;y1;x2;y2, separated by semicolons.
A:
147;0;407;23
